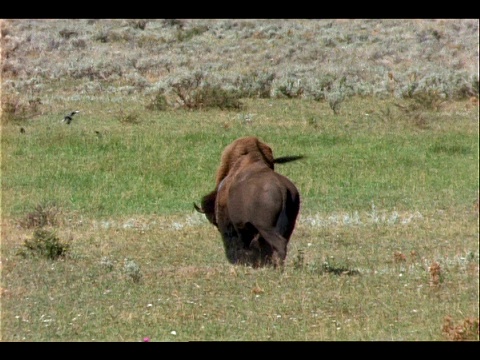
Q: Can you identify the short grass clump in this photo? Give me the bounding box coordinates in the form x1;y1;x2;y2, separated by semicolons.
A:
122;258;143;284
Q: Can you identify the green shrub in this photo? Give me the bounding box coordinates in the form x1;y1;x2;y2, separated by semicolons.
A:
163;19;185;28
235;71;275;98
198;85;243;110
115;109;141;124
393;89;447;128
276;79;304;99
146;90;168;111
318;259;360;276
128;19;148;30
170;73;243;110
59;28;78;39
176;25;209;42
20;229;70;260
411;89;447;111
327;90;345;115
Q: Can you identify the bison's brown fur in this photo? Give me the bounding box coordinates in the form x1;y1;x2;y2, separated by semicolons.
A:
195;136;301;267
214;136;275;188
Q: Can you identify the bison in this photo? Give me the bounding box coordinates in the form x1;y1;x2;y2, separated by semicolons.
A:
194;136;302;267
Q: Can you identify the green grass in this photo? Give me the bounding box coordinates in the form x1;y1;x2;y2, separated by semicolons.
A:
2;98;478;217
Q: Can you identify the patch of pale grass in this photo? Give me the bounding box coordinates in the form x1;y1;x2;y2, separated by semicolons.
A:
1;202;477;341
300;207;424;227
88;212;208;231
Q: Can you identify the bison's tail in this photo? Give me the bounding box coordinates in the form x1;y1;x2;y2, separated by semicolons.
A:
277;188;300;241
273;155;304;164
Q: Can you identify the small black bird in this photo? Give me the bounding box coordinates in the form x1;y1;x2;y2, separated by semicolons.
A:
63;111;79;124
20;127;26;134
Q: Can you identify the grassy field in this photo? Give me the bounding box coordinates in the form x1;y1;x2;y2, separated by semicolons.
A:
1;19;479;341
1;97;478;341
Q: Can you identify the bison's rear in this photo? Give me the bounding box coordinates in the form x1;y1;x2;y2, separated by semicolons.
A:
195;136;302;268
225;166;300;266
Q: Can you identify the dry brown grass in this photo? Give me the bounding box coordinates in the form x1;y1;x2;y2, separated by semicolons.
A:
17;203;61;229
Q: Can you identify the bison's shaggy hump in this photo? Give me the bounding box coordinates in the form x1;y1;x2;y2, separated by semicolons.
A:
215;136;275;187
195;136;302;268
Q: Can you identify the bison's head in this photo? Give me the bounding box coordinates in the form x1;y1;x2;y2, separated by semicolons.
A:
194;190;217;226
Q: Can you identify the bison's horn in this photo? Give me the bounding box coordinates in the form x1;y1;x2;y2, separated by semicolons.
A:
193;203;204;213
274;155;305;164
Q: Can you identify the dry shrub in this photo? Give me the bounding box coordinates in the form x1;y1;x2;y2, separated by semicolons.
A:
19;203;60;229
1;94;42;124
170;72;243;110
442;315;479;341
146;91;168;111
128;19;148;30
251;284;264;295
59;28;78;39
115;109;141;124
429;261;442;287
394;251;407;263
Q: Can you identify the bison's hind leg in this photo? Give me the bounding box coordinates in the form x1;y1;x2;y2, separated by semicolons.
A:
246;233;264;268
249;233;261;252
256;229;289;268
221;227;260;266
222;236;243;265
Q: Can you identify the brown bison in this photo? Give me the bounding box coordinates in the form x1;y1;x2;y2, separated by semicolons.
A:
194;136;302;267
